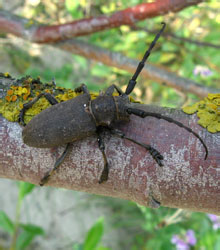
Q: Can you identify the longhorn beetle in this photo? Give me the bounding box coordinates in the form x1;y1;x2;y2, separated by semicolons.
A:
19;22;208;186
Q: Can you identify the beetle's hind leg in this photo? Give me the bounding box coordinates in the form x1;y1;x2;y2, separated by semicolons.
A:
18;92;59;126
39;143;71;186
110;128;164;166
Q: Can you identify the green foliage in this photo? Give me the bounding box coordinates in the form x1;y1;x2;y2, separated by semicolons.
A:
83;217;104;250
65;0;84;19
0;182;44;250
72;217;108;250
18;182;35;201
16;224;44;250
0;211;14;234
20;0;219;106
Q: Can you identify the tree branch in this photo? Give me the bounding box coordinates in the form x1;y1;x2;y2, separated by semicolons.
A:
1;104;219;214
0;0;203;43
54;39;218;98
1;3;218;97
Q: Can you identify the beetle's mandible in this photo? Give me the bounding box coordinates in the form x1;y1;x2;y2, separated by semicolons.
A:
19;22;208;186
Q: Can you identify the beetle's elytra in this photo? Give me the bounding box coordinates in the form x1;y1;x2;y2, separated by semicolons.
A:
19;23;208;186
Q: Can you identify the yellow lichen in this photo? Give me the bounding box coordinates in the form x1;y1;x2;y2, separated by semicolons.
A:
4;72;11;78
182;93;220;133
0;74;141;125
7;89;14;96
11;95;17;102
17;87;24;96
5;96;11;102
0;102;20;122
23;94;29;101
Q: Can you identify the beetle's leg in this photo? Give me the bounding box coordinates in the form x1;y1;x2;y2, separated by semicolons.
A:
127;107;208;160
96;128;109;183
39;143;71;186
148;192;161;209
105;84;124;96
74;83;90;95
125;22;166;95
19;92;59;126
109;128;163;166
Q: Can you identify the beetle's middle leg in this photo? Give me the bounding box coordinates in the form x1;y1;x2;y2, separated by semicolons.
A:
96;127;109;183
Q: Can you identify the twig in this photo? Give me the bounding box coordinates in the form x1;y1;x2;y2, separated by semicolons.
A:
0;2;218;98
0;0;203;43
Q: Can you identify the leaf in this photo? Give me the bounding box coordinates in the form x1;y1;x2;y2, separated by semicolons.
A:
72;243;84;250
0;211;14;234
65;0;83;19
83;217;104;250
20;223;45;235
15;224;44;250
18;182;35;201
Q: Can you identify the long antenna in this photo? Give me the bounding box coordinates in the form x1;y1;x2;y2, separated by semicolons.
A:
125;22;166;95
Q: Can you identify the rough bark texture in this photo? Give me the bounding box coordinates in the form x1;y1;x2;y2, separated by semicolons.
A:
0;104;219;215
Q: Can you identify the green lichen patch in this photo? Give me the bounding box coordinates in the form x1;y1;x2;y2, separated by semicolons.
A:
182;94;220;133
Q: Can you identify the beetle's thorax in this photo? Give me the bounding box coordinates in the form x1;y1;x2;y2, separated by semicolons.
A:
89;94;130;126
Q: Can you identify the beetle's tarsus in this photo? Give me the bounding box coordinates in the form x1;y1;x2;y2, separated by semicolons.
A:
148;146;164;167
39;143;71;186
149;193;161;209
110;128;164;167
39;173;50;186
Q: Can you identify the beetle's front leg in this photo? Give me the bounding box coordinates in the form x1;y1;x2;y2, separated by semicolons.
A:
104;84;124;96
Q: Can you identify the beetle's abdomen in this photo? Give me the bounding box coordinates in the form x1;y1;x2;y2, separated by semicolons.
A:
22;94;96;148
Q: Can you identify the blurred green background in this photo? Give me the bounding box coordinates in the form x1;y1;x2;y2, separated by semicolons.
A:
0;0;219;249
